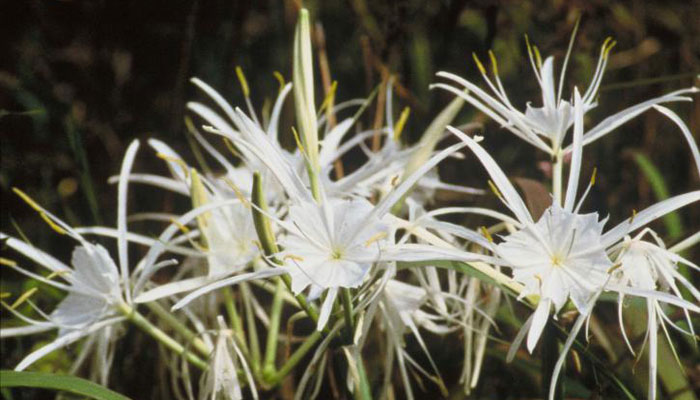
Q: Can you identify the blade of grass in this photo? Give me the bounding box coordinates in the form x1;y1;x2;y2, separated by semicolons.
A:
0;370;131;400
632;152;683;239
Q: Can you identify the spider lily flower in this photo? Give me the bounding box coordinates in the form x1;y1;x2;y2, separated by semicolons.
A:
608;229;700;400
450;91;700;353
198;316;257;400
432;35;699;158
376;279;452;399
0;140;141;373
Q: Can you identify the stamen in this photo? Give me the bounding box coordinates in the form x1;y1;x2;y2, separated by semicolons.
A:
11;287;38;309
364;232;387;247
284;254;305;262
488;50;499;77
629;209;637;223
318;81;338;115
235;66;251;98
291;126;307;156
170;218;191;234
273;71;286;92
393;107;410;141
13;188;67;235
222;177;251;208
607;262;622;274
590;167;598;186
533;46;543;70
472;53;487;75
0;257;17;267
222;137;242;159
487;180;503;199
480;226;494;243
155;153;190;179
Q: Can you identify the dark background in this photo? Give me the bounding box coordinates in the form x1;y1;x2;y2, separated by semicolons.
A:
1;0;698;398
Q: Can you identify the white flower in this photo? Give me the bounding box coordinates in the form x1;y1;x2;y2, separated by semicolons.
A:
0;140;141;373
449;92;700;354
281;196;389;330
433;36;699;158
282;197;389;293
198;316;257;400
499;203;611;311
610;229;700;400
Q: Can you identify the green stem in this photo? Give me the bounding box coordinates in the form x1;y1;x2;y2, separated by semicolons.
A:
355;351;373;400
223;287;248;354
341;288;355;343
264;331;323;385
252;172;321;327
263;279;285;377
241;283;261;376
117;303;207;370
145;301;210;357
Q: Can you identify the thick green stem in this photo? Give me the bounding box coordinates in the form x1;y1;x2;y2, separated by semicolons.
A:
145;301;210;357
117;303;207;370
263;279;285;377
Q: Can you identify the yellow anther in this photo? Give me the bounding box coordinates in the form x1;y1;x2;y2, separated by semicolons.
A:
602;37;617;58
487;180;502;199
571;350;582;374
46;270;71;280
472;53;486;75
488;50;499;76
607;262;622;274
13;188;67;235
364;231;388;247
0;293;10;300
524;34;534;63
480;226;494;243
629;209;637;223
318;81;338;115
11;287;38;310
393;107;410;142
291;126;306;156
533;46;543;69
386;175;398;188
235;66;250;98
222;177;251;208
273;71;286;92
223;138;241;159
590;167;598;186
284;254;305;262
156;153;190;179
0;257;17;267
170;218;191;234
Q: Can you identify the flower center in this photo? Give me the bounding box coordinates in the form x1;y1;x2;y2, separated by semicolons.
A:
550;254;564;268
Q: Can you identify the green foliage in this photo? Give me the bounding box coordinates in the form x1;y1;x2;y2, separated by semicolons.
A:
0;371;131;400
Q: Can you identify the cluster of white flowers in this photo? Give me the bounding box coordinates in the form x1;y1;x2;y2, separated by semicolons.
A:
2;9;698;400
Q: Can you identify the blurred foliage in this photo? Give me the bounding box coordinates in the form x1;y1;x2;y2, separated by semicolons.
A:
1;0;699;399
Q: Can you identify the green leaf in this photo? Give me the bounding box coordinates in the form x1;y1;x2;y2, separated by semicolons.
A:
0;370;131;400
632;152;683;239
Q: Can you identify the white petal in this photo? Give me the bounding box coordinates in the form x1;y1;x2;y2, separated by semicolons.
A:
527;298;551;353
317;287;338;331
